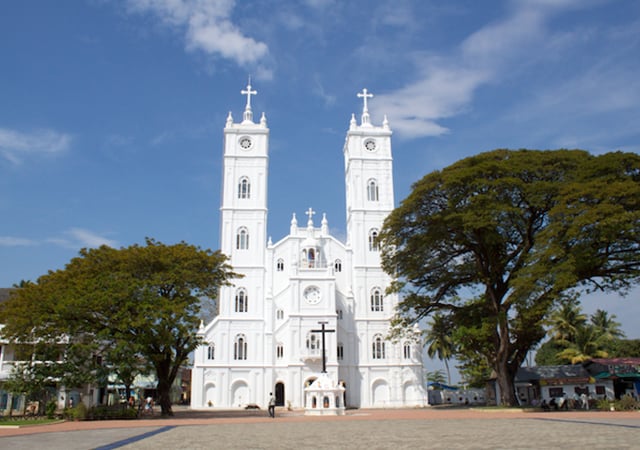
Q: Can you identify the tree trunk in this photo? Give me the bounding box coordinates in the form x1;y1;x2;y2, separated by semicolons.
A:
156;378;173;416
444;359;452;386
494;363;518;406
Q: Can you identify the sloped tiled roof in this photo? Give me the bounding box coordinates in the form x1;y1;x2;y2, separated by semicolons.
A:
516;365;590;381
588;357;640;366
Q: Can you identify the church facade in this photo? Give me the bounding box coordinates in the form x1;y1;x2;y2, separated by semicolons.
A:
190;84;427;409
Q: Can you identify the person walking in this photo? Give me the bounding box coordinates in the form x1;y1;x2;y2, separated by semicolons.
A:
268;392;276;418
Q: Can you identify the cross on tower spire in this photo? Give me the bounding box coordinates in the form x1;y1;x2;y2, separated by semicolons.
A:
241;77;257;122
305;207;316;226
357;88;373;125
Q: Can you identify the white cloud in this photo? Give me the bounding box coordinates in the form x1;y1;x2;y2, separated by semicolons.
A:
371;0;618;139
0;128;71;164
313;75;336;107
373;63;490;138
67;228;118;248
4;229;117;250
125;0;269;69
0;236;37;247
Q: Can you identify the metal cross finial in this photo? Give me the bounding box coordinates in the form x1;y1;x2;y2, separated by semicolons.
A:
357;88;373;113
241;78;257;109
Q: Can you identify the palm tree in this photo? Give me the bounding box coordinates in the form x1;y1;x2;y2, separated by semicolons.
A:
547;299;587;343
557;325;609;364
424;314;455;386
425;369;447;386
590;309;625;341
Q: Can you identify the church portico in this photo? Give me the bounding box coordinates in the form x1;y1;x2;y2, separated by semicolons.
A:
190;82;427;411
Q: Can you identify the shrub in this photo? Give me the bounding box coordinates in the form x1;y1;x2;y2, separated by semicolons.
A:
74;402;88;420
46;401;57;419
614;396;638;411
88;405;139;420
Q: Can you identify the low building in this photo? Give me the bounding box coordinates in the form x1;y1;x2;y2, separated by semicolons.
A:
583;358;640;399
515;365;613;408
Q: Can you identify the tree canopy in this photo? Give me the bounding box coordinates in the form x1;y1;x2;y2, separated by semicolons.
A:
380;149;640;406
0;238;236;416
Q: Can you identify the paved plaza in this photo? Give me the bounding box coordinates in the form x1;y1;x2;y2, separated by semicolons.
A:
1;407;638;449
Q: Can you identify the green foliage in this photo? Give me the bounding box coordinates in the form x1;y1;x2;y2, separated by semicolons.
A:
425;370;447;385
595;398;613;411
614;395;639;411
606;339;640;357
541;303;627;363
590;309;625;340
0;238;237;417
73;402;88;420
534;340;567;366
556;325;609;364
455;351;492;388
424;314;455;385
379;149;640;406
46;400;57;419
547;299;587;342
87;405;139;420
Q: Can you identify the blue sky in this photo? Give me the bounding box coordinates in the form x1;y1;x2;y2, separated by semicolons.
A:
1;0;639;350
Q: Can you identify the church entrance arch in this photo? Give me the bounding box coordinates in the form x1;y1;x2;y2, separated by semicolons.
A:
372;379;389;407
403;382;418;405
204;382;216;407
231;381;249;408
275;382;285;406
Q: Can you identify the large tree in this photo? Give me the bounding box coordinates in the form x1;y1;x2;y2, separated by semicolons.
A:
380;149;640;406
0;239;236;416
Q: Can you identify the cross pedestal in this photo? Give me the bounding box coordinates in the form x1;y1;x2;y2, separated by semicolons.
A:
304;321;345;416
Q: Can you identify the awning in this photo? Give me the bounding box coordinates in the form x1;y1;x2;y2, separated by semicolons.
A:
428;382;458;391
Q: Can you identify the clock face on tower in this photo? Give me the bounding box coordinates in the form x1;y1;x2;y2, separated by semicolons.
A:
303;286;321;305
364;139;377;151
239;137;252;149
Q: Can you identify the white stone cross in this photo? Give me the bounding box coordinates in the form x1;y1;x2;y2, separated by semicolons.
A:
357;88;373;113
241;79;257;109
305;207;316;223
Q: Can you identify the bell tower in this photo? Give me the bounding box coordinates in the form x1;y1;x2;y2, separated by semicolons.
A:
344;88;394;268
218;80;269;317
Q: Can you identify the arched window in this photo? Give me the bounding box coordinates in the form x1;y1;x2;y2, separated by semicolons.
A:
276;343;284;359
367;179;379;201
370;288;383;312
238;177;251;199
234;334;247;360
207;344;215;360
306;333;319;354
403;342;411;359
276;258;284;271
337;343;344;360
334;259;342;273
236;227;249;250
368;229;379;252
276;309;284;320
372;334;385;360
235;288;248;313
303;248;316;268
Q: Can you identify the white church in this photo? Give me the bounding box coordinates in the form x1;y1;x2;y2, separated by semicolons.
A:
190;82;427;410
